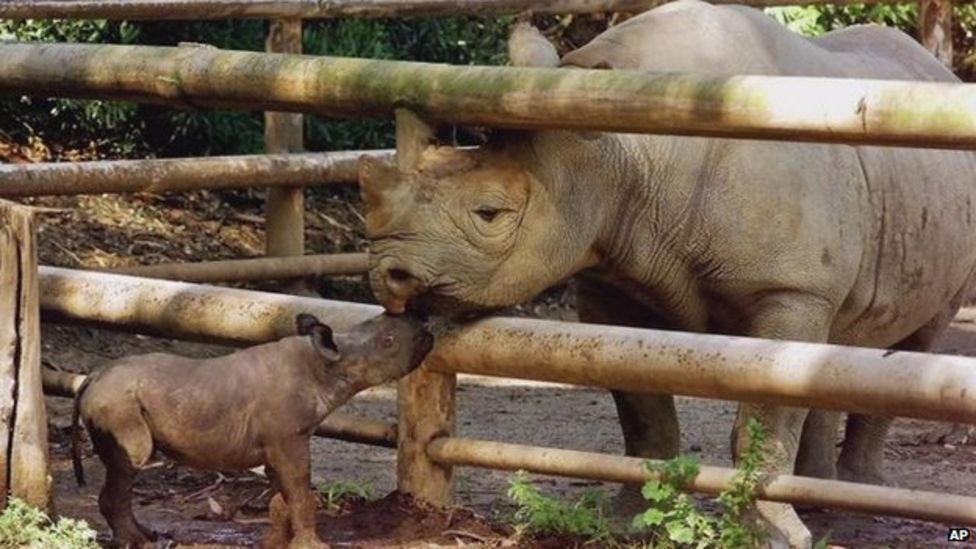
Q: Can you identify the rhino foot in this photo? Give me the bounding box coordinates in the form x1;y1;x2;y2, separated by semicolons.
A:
286;533;331;549
753;501;812;549
836;462;890;486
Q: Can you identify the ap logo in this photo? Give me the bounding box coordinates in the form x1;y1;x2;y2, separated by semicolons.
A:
948;527;971;543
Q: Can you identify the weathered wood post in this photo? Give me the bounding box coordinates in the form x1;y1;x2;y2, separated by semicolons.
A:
0;200;51;511
265;18;306;259
394;110;456;506
919;0;953;68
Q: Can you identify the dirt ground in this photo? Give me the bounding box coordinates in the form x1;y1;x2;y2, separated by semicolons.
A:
4;137;975;548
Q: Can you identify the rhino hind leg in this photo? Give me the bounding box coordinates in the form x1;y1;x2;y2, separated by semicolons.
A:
794;410;843;480
836;306;957;484
90;427;156;547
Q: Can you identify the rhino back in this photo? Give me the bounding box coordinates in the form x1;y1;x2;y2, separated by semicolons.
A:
552;0;976;345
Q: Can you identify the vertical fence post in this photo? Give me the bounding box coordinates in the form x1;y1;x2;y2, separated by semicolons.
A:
0;201;51;511
919;0;953;69
265;18;305;259
395;110;456;506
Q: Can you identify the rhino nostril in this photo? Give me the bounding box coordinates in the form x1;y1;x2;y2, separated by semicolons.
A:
388;268;414;283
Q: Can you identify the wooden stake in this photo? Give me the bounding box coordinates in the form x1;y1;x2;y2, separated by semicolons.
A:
919;0;953;69
265;19;305;259
0;201;51;510
395;110;455;506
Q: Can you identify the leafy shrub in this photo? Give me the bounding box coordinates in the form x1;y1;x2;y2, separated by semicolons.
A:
506;470;613;541
632;419;768;548
0;498;98;549
314;480;374;509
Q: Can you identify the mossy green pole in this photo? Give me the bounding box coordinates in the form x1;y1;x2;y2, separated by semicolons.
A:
1;43;976;149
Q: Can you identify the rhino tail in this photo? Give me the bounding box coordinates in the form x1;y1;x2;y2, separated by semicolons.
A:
71;374;95;487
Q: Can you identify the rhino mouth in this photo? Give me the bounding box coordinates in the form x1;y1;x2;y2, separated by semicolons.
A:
409;330;435;368
404;290;502;319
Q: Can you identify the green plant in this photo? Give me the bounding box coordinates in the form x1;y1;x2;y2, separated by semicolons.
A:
506;470;613;542
314;480;374;509
632;419;769;549
0;498;98;549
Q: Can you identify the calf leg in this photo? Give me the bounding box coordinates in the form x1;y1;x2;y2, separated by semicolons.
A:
91;429;155;547
264;437;329;549
261;466;294;549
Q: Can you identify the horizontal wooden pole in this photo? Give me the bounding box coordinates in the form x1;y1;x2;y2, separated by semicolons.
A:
38;267;376;345
315;411;397;448
36;267;976;423
0;150;392;197
102;253;369;282
428;316;976;424
427;437;976;525
0;0;914;20
40;368;396;447
2;43;976;149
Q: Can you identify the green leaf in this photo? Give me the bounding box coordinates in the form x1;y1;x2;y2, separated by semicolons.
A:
635;508;667;528
642;480;675;502
667;521;697;544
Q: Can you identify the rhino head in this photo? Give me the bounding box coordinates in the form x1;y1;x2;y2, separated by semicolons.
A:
359;140;601;316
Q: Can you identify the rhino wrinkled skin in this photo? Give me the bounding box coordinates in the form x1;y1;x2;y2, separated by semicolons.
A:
361;2;976;546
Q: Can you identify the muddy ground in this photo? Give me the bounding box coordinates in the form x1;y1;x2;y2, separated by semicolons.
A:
5;137;975;548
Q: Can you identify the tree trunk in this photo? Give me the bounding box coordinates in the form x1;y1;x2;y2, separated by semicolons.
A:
919;0;953;69
0;201;51;511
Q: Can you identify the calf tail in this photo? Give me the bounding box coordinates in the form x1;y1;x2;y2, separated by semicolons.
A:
71;375;95;487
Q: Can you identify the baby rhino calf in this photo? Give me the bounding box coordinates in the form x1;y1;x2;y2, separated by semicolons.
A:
72;312;434;549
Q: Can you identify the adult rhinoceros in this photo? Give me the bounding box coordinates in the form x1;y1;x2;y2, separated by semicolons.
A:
360;1;976;546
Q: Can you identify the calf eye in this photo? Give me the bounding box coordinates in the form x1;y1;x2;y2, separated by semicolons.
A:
382;335;395;348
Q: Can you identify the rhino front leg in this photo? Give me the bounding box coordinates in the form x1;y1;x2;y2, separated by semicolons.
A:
734;292;835;549
264;437;329;549
576;277;680;516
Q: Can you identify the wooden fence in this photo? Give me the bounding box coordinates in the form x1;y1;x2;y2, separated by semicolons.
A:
0;0;971;528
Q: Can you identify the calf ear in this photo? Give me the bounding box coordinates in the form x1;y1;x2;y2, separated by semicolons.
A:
295;313;321;336
310;325;342;362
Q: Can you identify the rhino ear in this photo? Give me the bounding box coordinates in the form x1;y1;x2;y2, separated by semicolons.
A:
309;323;341;362
508;21;560;68
295;313;320;336
359;155;401;212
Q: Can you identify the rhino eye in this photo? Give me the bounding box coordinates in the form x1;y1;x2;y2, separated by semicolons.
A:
381;335;395;348
474;207;501;222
